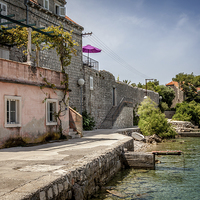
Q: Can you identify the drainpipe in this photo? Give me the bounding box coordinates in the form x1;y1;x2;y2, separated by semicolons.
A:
24;0;29;24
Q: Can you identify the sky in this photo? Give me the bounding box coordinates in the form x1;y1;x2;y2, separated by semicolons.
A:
67;0;200;85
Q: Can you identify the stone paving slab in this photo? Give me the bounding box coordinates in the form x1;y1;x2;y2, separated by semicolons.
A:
0;128;137;200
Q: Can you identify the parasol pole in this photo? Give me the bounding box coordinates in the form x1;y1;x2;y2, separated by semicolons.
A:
88;50;89;66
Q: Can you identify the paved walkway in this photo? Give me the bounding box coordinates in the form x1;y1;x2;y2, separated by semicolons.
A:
0;128;137;200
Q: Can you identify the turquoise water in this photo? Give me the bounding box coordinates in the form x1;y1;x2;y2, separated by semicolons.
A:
91;137;200;200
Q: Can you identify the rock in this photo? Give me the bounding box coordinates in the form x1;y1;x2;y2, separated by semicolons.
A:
106;190;125;198
155;160;161;164
168;120;195;133
73;183;84;200
144;134;162;143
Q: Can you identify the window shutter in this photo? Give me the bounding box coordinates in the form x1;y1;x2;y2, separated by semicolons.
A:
60;6;65;17
0;2;7;24
44;0;49;10
90;76;93;90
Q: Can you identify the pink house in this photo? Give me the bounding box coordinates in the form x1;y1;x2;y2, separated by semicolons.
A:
0;58;70;148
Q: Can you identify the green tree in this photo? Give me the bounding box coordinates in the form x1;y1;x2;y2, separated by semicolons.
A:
172;101;200;126
156;85;175;109
138;97;176;138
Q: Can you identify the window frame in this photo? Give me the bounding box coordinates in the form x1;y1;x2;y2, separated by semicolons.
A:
46;99;58;126
55;3;65;17
90;76;93;90
55;3;60;15
43;0;49;10
4;95;21;128
0;1;7;25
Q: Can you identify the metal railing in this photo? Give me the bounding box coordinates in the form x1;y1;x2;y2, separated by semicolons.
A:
83;55;99;71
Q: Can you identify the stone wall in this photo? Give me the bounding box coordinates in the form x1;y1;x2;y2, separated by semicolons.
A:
165;111;176;119
113;107;133;129
167;85;184;108
17;134;133;200
83;66;159;128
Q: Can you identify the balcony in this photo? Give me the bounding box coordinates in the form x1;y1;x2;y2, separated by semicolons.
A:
83;55;99;71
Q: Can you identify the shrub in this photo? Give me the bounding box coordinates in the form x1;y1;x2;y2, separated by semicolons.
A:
172;101;200;125
82;111;95;130
138;97;176;138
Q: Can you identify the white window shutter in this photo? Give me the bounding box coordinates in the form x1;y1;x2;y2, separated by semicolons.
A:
90;77;93;90
0;2;7;24
60;6;65;17
44;0;49;10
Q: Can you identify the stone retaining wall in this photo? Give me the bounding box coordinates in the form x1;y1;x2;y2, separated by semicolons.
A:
20;136;133;200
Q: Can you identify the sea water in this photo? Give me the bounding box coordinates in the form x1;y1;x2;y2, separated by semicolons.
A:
90;137;200;200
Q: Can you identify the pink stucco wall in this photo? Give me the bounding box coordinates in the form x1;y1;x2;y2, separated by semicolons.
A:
0;59;69;147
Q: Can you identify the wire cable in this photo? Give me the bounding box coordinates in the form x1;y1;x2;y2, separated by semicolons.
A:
84;33;151;79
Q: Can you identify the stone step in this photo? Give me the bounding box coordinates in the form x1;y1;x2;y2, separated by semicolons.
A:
68;131;81;139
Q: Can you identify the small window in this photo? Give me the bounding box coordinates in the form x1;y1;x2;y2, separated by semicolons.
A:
5;96;21;127
55;4;65;16
55;4;60;15
90;76;93;90
46;99;58;125
0;2;7;24
43;0;49;10
60;6;65;16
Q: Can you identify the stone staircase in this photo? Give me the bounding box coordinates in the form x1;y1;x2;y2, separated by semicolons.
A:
69;107;83;138
100;97;133;129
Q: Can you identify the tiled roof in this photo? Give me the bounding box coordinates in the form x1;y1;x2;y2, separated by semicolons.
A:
65;16;80;26
166;81;179;87
30;0;38;5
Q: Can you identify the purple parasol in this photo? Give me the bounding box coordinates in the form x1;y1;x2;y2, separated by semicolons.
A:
82;44;101;53
82;44;101;66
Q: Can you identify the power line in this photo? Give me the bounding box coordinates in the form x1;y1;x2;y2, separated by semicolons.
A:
84;32;151;79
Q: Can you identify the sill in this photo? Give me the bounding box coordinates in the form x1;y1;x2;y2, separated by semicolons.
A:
5;124;21;128
46;122;57;126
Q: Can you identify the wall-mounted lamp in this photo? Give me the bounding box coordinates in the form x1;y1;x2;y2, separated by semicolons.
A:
78;78;85;115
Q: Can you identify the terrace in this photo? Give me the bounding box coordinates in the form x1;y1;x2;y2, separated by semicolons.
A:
83;55;99;71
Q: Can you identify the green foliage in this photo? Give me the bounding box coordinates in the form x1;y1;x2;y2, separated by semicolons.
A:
172;101;200;125
82;111;95;131
160;102;169;112
2;137;26;148
156;85;175;109
138;97;176;138
123;80;131;84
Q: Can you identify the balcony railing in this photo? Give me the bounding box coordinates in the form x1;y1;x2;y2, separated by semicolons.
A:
83;55;99;71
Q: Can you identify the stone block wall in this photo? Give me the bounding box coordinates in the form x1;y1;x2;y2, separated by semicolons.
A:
83;66;159;128
167;85;184;108
113;107;133;129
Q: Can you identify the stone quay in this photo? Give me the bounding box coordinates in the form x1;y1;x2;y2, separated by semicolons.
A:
0;128;140;200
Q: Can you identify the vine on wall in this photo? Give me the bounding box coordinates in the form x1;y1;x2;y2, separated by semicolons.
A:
0;25;78;137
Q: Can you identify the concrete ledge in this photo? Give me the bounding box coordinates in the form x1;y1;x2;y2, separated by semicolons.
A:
178;132;200;137
122;152;155;170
